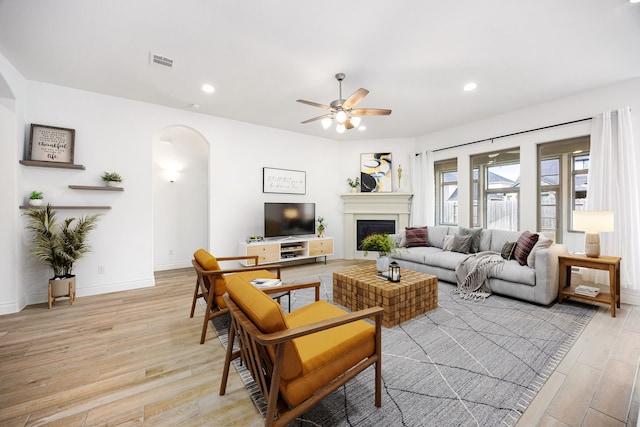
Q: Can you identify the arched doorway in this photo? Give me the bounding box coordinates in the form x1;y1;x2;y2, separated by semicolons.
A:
152;126;209;271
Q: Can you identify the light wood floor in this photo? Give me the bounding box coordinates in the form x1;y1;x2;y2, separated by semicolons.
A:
0;260;638;426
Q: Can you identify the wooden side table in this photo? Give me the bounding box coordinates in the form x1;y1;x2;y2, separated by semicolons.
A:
557;254;621;317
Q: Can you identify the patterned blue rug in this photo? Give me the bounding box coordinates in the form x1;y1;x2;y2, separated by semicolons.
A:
213;274;596;427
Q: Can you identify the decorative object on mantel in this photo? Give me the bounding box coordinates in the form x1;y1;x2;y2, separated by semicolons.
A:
360;152;392;192
316;216;326;237
29;190;44;207
397;164;403;191
360;232;397;272
101;171;123;187
347;177;360;192
28;124;76;165
23;204;101;308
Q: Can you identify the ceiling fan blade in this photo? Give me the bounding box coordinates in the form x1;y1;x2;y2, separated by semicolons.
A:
301;113;332;124
345;118;355;130
343;88;369;110
351;108;392;116
296;99;332;110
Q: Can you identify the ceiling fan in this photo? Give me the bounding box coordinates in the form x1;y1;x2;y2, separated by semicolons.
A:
297;73;391;133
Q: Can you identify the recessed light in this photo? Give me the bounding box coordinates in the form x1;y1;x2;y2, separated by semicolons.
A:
463;82;477;91
201;84;215;94
630;0;640;4
358;125;367;131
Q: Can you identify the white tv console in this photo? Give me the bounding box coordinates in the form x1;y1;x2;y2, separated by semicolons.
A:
239;236;334;266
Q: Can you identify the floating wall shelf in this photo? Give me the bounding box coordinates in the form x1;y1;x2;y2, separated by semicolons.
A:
68;185;124;192
19;206;112;210
19;160;86;170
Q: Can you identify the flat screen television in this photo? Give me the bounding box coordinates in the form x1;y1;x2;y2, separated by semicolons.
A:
264;202;316;238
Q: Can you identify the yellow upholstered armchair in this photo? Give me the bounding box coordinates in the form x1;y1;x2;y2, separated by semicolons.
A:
219;275;383;427
190;248;281;344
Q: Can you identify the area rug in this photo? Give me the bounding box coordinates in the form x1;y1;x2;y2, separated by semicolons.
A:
211;274;596;427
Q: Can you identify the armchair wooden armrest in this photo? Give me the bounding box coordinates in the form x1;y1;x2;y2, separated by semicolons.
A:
262;280;321;301
255;306;383;345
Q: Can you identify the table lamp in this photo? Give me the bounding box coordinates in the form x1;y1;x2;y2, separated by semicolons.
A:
572;210;614;258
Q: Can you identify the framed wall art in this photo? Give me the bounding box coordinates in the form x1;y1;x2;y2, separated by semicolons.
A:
263;167;306;194
28;124;76;164
360;152;392;192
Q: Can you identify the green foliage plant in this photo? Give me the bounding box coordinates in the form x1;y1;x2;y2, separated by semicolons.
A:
30;191;43;200
101;171;123;183
347;177;360;188
23;204;101;278
316;216;326;234
360;233;396;257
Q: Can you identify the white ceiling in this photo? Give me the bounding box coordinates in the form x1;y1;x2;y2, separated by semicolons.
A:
1;0;638;141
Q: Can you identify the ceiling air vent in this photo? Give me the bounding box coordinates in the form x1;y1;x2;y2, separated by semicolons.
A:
150;53;174;69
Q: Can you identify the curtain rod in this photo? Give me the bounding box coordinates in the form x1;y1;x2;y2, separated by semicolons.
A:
431;117;592;153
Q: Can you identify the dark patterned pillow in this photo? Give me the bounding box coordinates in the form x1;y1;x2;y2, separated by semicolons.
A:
452;235;473;254
501;241;516;260
458;227;482;253
513;231;539;266
405;226;429;247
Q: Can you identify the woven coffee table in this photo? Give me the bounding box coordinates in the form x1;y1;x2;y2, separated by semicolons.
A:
333;264;438;327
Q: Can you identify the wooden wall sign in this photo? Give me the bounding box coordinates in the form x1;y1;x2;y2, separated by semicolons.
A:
29;124;76;164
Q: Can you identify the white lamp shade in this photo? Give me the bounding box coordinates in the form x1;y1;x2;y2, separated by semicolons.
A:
350;116;361;128
336;123;346;133
321;117;332;129
335;110;347;124
573;210;614;232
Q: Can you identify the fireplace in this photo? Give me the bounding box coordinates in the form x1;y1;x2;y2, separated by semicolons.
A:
341;192;413;259
357;220;396;250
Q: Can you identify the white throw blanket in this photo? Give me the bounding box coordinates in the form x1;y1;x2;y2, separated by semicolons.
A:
454;251;505;301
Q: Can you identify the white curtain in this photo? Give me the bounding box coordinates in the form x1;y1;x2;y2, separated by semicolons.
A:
585;107;640;290
410;152;428;226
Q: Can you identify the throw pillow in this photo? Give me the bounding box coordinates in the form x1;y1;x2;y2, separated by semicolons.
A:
452;235;473;254
458;227;482;253
405;226;429;247
389;231;406;248
513;231;539;266
442;235;455;251
527;235;553;268
500;241;516;260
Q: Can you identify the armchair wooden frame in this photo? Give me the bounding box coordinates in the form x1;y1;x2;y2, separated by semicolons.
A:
190;255;282;344
220;281;383;427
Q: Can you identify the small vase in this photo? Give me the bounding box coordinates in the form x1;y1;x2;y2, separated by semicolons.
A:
106;181;120;187
29;199;43;207
350;187;358;193
376;256;390;273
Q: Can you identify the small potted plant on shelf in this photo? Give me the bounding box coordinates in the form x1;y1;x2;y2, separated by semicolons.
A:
316;217;326;237
347;177;360;192
23;204;101;308
360;233;397;272
29;191;44;207
101;171;123;187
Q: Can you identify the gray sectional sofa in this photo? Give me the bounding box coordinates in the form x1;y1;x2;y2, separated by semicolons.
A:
389;226;568;305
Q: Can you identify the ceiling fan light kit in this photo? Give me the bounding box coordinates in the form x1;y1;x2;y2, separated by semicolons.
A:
297;73;392;133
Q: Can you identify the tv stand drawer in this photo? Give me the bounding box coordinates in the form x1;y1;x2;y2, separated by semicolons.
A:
309;239;333;256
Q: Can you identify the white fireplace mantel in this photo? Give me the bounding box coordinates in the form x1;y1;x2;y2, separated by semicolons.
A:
341;192;413;259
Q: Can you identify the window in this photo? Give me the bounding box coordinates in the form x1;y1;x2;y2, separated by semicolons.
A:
471;149;520;231
537;137;590;241
435;159;458;225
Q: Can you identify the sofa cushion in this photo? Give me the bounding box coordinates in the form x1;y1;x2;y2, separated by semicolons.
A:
514;231;539;266
423;250;468;270
458;227;482;253
442;235;454;251
500;241;516;260
452;235;473;254
405;226;429;247
194;248;227;308
389;231;406;248
427;226;449;248
492;260;536;286
527;235;553;268
391;246;442;264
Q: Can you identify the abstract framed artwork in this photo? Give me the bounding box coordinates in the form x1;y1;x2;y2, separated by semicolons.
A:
360;153;392;192
263;167;306;194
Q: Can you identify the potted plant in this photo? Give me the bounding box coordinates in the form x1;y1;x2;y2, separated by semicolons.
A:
101;171;123;187
29;190;44;207
347;177;360;192
316;217;326;237
23;204;101;308
360;233;397;272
